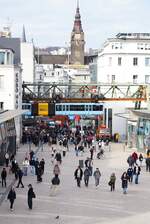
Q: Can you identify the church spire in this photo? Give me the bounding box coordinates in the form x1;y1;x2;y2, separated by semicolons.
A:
73;0;83;33
22;25;26;42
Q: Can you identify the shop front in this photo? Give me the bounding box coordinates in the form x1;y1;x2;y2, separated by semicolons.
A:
0;119;16;165
127;121;137;148
136;117;150;151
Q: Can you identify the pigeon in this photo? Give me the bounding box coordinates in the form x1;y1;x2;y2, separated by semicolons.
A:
55;216;59;219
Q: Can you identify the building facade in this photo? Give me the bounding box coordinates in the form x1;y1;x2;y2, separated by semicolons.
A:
98;33;150;84
0;48;22;110
21;42;35;83
97;33;150;139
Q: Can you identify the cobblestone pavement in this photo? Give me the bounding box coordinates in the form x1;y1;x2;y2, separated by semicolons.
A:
0;142;150;224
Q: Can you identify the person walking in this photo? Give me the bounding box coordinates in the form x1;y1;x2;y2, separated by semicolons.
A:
109;173;116;191
127;167;133;183
83;167;90;187
5;152;9;167
146;157;150;172
1;167;7;187
16;168;24;188
27;184;36;210
90;146;95;160
7;187;16;211
55;151;62;164
134;165;141;184
121;172;128;194
53;164;60;178
93;168;101;187
39;158;45;175
74;166;83;187
50;175;60;196
139;153;143;166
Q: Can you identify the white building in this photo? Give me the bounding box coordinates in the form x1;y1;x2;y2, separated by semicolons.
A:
97;33;150;139
0;48;22;145
0;48;22;110
21;42;34;83
98;33;150;84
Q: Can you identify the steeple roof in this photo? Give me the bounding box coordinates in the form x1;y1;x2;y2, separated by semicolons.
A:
73;0;83;33
22;25;26;43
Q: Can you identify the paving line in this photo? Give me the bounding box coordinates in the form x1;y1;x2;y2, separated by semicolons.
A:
0;211;107;222
15;194;136;215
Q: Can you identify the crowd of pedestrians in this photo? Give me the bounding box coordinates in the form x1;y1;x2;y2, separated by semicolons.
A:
0;122;150;213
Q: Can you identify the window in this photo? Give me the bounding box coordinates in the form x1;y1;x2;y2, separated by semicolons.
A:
112;75;115;83
133;57;138;66
7;52;10;64
84;76;87;80
70;105;85;111
145;58;150;66
133;75;138;84
0;75;4;88
108;57;112;66
0;52;5;64
107;74;110;83
56;105;62;111
118;57;122;66
145;75;150;84
0;102;3;110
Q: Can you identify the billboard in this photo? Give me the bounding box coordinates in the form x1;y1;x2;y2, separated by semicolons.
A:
38;103;48;116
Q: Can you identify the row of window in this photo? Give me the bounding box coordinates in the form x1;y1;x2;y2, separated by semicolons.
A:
111;43;150;51
108;57;150;66
110;74;150;84
55;104;103;112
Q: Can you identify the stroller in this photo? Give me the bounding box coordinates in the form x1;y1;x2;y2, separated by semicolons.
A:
97;149;104;159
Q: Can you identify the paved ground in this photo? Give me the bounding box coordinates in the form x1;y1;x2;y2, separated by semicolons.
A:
0;142;150;224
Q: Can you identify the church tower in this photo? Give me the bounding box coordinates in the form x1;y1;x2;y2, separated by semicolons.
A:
70;1;85;65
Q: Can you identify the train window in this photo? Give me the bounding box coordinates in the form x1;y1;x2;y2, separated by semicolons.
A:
66;105;69;111
56;105;62;111
93;105;103;111
93;105;96;111
89;105;92;111
63;105;65;111
86;105;88;111
100;105;103;111
70;105;85;111
27;105;31;110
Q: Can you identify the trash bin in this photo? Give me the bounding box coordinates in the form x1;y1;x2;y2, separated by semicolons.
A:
79;160;84;168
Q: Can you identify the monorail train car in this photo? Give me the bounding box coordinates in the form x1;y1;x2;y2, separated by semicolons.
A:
55;103;104;116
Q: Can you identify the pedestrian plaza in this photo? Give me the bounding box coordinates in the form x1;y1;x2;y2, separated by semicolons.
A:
0;142;150;224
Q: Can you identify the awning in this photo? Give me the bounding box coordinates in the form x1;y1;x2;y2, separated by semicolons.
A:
0;110;27;124
115;112;138;121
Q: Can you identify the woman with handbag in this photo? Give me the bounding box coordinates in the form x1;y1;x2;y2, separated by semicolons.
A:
27;184;36;210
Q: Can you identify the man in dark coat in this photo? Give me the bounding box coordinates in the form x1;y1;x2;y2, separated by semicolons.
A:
74;166;83;187
1;167;7;187
16;168;24;188
7;187;16;211
55;152;62;164
83;167;90;187
28;184;36;209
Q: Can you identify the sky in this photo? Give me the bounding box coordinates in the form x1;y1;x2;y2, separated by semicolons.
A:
0;0;150;50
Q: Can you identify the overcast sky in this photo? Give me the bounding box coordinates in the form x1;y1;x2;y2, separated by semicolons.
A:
0;0;149;49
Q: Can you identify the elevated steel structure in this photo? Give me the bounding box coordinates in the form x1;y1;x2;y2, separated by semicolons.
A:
22;82;147;109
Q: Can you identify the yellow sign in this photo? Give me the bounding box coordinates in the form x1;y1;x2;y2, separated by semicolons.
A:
38;103;48;116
